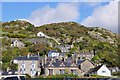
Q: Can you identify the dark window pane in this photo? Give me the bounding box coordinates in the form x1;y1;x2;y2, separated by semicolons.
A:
20;76;26;80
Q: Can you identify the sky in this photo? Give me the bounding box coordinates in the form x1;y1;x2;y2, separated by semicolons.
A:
2;0;119;33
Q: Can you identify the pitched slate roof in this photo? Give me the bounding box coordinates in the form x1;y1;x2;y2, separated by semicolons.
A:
64;62;73;67
88;65;103;74
53;60;62;67
29;38;46;44
48;50;58;53
77;59;84;65
15;56;39;60
46;59;77;67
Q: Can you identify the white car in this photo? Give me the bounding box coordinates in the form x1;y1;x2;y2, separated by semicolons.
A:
0;75;26;80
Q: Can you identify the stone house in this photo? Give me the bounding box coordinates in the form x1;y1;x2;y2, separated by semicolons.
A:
57;44;74;53
5;25;10;29
28;38;46;44
109;67;120;73
71;53;94;63
77;59;95;75
13;54;41;77
11;39;25;48
77;53;94;60
44;59;81;76
44;55;95;76
59;46;69;53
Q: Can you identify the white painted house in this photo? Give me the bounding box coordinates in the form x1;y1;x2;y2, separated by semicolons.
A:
37;32;50;38
48;50;59;57
96;65;111;76
0;70;2;76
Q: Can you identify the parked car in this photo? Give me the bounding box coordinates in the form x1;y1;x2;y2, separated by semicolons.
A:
0;75;26;80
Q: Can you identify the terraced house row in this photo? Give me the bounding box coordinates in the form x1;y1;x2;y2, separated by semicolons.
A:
2;50;113;77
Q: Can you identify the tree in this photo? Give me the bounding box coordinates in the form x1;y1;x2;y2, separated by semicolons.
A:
24;41;32;47
26;24;34;31
29;43;48;55
18;48;30;56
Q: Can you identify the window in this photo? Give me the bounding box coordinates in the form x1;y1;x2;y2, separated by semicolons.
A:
22;64;25;68
71;69;76;75
31;64;35;71
79;65;81;69
21;64;25;74
102;71;106;73
32;64;35;68
20;76;26;80
40;34;42;36
49;69;53;75
31;64;35;75
60;69;65;74
21;64;25;69
32;70;35;75
31;69;36;75
82;57;85;59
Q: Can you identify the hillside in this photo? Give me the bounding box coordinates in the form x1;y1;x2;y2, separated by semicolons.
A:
1;20;120;70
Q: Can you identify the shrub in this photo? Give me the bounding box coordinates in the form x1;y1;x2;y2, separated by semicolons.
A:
25;74;31;78
112;71;120;76
46;74;79;78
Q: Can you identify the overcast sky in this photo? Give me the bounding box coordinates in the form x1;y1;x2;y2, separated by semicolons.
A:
2;0;119;33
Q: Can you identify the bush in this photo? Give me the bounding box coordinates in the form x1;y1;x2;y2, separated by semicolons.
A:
46;74;79;78
90;74;106;78
112;71;120;76
38;75;44;78
5;33;27;38
25;74;31;78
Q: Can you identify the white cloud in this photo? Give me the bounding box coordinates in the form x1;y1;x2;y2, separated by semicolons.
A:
28;3;79;26
81;1;118;33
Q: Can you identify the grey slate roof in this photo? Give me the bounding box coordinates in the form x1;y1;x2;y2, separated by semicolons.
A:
77;59;84;65
53;60;62;67
48;50;58;53
29;38;46;44
15;56;39;60
46;59;77;67
92;65;103;72
87;65;103;74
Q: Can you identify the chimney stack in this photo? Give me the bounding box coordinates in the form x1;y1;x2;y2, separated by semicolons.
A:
27;53;30;58
38;52;39;56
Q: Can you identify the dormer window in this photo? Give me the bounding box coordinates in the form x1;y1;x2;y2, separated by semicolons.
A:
48;62;54;67
60;63;65;66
